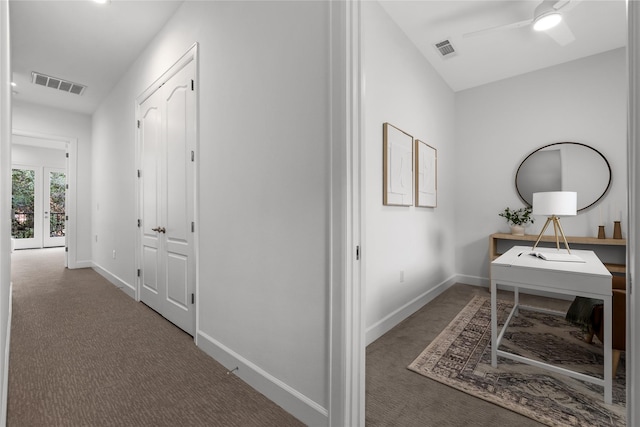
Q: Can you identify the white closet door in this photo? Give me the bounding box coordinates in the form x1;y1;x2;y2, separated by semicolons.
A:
161;60;196;335
140;88;164;315
139;58;196;336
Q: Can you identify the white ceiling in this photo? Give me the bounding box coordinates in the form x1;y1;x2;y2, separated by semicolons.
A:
379;0;627;91
9;0;627;116
10;0;183;115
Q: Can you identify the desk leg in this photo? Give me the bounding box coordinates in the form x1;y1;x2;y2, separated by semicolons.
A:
604;294;612;404
491;279;497;367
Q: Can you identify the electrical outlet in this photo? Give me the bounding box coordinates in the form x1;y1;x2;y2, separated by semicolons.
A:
400;270;405;283
112;250;116;259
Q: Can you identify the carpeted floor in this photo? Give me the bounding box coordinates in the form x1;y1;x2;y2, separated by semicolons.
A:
366;283;582;426
8;248;302;426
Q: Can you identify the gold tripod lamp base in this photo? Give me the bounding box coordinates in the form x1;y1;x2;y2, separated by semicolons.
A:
532;215;572;253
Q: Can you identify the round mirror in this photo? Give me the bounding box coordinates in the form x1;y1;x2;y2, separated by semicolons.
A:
515;142;611;212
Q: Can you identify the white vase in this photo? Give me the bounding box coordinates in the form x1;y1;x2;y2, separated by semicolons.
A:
510;225;525;236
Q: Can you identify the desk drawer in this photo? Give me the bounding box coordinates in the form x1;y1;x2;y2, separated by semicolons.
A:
491;264;611;297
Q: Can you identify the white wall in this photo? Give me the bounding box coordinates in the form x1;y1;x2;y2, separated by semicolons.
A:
455;48;627;282
363;2;457;344
12;145;65;168
92;1;333;424
12;101;93;266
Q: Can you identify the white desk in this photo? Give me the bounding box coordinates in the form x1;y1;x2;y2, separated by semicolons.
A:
490;245;613;404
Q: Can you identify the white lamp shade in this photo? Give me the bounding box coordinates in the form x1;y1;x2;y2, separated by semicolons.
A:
532;191;577;216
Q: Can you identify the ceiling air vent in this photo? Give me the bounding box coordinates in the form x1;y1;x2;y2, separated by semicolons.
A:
31;72;86;96
434;40;457;58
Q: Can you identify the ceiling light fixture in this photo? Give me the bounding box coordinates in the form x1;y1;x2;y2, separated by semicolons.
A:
10;82;16;87
533;12;562;31
93;0;111;4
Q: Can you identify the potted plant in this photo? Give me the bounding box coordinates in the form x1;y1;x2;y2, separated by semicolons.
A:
499;207;534;236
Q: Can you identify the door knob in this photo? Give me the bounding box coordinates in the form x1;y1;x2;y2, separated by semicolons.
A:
151;226;166;233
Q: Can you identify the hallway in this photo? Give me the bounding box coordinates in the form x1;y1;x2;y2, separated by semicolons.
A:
8;249;301;426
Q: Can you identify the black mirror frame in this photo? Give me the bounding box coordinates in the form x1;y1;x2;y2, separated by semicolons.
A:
515;142;612;212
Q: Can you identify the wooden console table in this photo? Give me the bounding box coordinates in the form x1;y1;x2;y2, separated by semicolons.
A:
490;233;626;274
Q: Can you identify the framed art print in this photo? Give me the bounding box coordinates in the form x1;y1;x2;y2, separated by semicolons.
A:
415;139;437;207
383;123;413;206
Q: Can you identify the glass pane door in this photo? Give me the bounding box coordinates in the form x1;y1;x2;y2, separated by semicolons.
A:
44;168;66;247
11;167;42;249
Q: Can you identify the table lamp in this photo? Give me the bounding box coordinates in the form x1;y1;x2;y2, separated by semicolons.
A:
531;191;577;253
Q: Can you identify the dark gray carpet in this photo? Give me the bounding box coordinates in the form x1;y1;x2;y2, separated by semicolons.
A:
8;248;302;427
366;283;580;426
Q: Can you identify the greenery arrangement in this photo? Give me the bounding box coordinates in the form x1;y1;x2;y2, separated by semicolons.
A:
498;206;534;227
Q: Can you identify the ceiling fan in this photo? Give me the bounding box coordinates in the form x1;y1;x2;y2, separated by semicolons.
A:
462;0;583;46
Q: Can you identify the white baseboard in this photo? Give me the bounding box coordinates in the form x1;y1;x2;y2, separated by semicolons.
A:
196;330;328;427
365;275;457;346
2;281;12;427
69;260;92;269
454;274;488;287
91;262;136;299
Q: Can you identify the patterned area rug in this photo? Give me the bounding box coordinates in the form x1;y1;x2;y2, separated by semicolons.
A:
408;296;626;427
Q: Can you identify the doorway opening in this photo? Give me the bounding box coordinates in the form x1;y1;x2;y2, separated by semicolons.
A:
11;130;79;268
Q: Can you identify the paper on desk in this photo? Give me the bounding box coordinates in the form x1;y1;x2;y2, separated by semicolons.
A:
528;251;585;263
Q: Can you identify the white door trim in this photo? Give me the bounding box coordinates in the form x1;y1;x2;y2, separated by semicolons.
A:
135;43;199;340
11;129;78;268
627;2;639;425
329;1;365;425
1;2;11;423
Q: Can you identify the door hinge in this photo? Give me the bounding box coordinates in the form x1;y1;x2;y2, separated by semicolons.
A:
65;247;68;253
356;245;360;260
65;152;69;158
137;120;140;128
137;219;141;228
137;269;141;277
66;184;69;189
191;79;194;91
137;169;141;178
191;151;195;162
65;215;69;221
191;293;195;304
191;222;195;232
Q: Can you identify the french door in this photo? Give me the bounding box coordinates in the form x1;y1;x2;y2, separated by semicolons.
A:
44;168;66;247
138;53;196;336
11;166;66;249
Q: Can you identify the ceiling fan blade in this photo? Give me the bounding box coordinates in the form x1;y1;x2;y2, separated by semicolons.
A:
543;19;575;46
463;18;533;39
553;0;583;14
